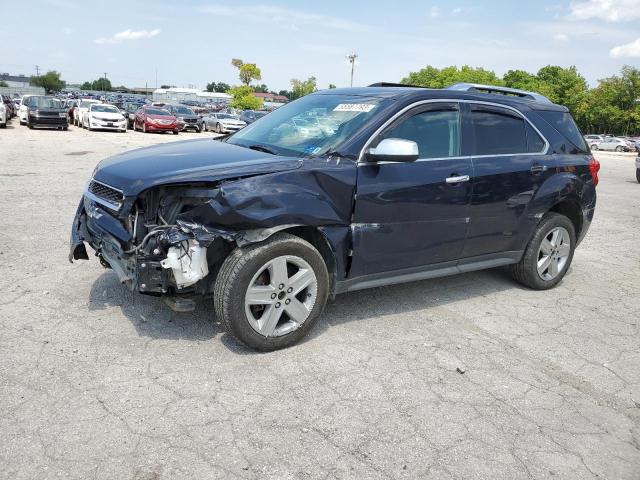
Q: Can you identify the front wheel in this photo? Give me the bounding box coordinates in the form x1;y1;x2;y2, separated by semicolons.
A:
214;233;329;351
615;146;623;152
510;213;576;290
590;144;598;151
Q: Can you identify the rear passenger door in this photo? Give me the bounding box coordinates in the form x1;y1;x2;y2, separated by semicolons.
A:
461;103;553;259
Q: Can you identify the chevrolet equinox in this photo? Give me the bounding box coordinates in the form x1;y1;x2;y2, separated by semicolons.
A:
70;83;599;350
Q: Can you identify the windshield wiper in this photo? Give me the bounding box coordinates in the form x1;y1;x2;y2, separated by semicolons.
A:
247;144;278;155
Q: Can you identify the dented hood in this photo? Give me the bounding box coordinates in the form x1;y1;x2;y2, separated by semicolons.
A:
93;138;302;196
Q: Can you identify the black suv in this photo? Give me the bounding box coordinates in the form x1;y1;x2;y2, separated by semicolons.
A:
70;83;598;350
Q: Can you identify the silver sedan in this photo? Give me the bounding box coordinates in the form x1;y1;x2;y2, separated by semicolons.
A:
202;113;247;133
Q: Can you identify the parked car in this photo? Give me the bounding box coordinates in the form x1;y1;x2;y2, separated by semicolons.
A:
239;110;267;124
121;102;142;129
133;106;179;134
620;136;640;152
592;137;632;152
0;102;6;128
1;94;16;118
203;112;247;133
26;96;68;130
83;103;127;132
584;134;604;149
18;95;40;125
70;82;599;350
165;105;204;132
74;99;101;127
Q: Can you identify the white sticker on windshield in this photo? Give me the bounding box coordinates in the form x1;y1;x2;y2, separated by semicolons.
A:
333;103;376;113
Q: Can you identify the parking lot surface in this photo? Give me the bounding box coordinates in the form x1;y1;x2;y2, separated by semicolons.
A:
1;121;639;480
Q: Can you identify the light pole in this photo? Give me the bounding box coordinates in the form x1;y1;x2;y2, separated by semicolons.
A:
346;52;358;87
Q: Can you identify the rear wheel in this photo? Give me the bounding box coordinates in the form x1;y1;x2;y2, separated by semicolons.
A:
216;123;222;133
590;144;598;151
636;168;640;183
214;233;329;351
510;213;576;290
615;146;623;152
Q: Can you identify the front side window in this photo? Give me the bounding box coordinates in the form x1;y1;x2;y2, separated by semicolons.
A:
469;107;527;155
378;107;461;159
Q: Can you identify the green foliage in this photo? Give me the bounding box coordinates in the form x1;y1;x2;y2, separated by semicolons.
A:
254;84;270;93
206;82;231;93
402;65;503;88
278;90;291;99
0;80;8;87
228;85;263;110
290;77;317;100
401;64;640;135
31;71;65;93
328;84;337;89
81;77;112;91
238;64;262;86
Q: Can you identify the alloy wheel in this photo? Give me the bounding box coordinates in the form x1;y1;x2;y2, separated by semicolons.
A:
244;255;318;337
537;226;571;281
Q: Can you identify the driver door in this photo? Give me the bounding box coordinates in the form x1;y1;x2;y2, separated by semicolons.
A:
350;102;473;278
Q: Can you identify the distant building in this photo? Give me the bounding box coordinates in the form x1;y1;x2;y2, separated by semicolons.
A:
0;73;32;87
0;73;45;96
153;87;231;103
253;92;289;103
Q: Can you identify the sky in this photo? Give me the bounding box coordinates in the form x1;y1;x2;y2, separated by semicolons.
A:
1;0;639;91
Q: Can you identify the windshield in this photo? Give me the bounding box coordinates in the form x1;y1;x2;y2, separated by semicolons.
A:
175;106;194;115
91;105;119;113
217;114;238;120
146;108;171;116
227;94;388;156
32;97;62;108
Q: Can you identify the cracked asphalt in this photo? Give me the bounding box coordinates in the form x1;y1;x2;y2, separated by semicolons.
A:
1;118;639;480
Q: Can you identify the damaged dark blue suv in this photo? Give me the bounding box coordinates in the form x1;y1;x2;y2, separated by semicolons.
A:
70;83;599;350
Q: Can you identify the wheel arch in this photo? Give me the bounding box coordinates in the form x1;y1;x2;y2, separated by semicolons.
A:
548;197;583;239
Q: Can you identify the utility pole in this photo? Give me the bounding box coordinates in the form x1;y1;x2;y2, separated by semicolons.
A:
155;68;158;90
103;72;108;96
346;52;358;87
34;65;40;76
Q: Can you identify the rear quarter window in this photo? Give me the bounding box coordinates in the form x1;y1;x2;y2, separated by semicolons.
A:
538;111;588;153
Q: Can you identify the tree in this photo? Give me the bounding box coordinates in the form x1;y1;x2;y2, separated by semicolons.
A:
278;90;291;99
328;84;337;89
228;85;263;110
290;77;317;100
31;71;65;93
401;65;502;88
80;77;112;91
231;58;244;69
254;83;270;93
239;64;262;86
0;80;8;87
206;82;230;93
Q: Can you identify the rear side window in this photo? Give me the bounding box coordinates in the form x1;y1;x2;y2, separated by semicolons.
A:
469;108;527;155
380;108;460;159
525;123;546;152
538;111;588;152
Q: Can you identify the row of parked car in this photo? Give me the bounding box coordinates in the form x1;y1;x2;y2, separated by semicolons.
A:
583;134;640;152
6;94;271;135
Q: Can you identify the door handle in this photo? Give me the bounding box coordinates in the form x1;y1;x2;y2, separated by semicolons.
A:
446;175;470;184
530;164;547;174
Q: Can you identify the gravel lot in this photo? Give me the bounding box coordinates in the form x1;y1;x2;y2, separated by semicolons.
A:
1;118;639;480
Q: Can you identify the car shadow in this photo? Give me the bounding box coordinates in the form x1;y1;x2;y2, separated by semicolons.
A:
88;266;519;353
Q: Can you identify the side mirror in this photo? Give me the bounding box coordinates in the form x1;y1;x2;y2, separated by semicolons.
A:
366;138;419;163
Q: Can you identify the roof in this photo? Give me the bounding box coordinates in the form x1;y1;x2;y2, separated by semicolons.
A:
253;92;289;101
153;88;231;99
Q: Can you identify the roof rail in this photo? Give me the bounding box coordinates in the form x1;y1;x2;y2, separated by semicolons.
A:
368;82;428;88
446;83;552;103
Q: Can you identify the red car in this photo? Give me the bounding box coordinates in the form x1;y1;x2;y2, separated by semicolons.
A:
133;106;180;134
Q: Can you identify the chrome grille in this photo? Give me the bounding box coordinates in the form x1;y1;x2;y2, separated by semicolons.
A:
87;180;123;209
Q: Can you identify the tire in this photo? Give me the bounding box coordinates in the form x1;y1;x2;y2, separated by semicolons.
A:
615;146;623;152
216;123;222;134
214;233;329;351
173;130;179;135
510;213;576;290
590;144;598;151
0;122;6;128
142;123;146;133
202;123;207;132
636;168;640;183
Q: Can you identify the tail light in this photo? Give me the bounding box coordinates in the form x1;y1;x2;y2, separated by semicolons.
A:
589;157;600;187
